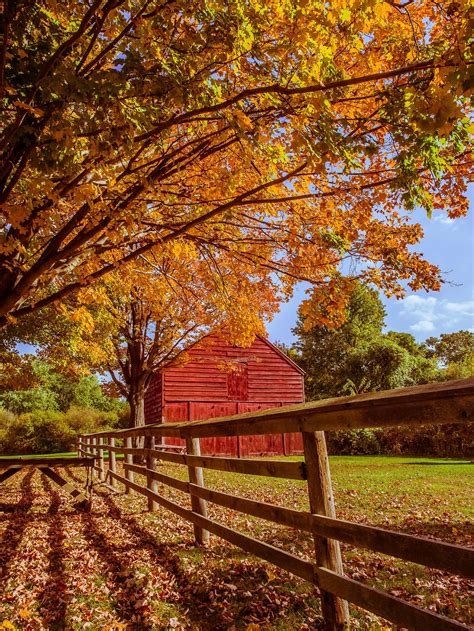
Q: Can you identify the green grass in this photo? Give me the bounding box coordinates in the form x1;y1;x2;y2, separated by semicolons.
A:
1;454;472;629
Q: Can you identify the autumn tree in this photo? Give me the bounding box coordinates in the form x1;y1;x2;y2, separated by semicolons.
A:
47;240;280;427
0;1;472;329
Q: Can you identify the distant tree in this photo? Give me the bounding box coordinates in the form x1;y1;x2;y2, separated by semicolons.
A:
293;282;386;399
386;331;439;384
0;358;121;415
423;331;474;366
293;284;442;399
272;341;301;365
0;387;59;415
343;337;420;395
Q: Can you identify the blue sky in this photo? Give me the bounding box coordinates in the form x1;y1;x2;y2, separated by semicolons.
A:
266;186;474;345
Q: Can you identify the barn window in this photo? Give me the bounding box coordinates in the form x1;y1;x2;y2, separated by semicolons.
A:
227;366;248;400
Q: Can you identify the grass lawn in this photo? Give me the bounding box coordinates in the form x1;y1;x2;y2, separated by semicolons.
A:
0;455;472;630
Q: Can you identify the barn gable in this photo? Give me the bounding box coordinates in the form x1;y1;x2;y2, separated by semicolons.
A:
160;335;303;403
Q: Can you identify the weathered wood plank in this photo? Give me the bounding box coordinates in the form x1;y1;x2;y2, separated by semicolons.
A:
186;454;306;479
38;466;89;506
98;437;105;482
0;457;95;467
79;379;474;440
124;463;189;493
124;437;134;494
108;437;117;488
0;466;22;484
109;446;306;479
316;567;470;631
186;437;210;546
145;436;158;511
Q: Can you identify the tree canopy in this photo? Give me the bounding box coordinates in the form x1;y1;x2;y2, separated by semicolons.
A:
1;0;472;328
423;330;474;366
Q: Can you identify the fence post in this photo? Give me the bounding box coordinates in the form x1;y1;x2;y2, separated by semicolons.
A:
185;436;210;546
145;436;158;511
91;437;97;477
108;437;117;487
125;436;134;494
98;437;105;482
302;430;349;630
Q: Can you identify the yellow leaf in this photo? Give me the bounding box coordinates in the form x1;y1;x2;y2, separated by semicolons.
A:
234;109;253;132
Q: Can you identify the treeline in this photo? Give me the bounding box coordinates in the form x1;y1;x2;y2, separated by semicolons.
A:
280;285;474;458
0;361;128;455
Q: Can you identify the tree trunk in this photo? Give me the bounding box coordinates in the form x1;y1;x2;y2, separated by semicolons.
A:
129;385;146;428
128;379;147;451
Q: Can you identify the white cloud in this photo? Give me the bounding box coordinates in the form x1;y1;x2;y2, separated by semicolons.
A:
397;295;474;336
444;300;474;317
410;320;436;333
401;295;439;323
432;214;455;226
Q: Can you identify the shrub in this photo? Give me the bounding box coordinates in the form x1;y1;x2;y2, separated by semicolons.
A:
0;410;75;454
376;423;474;458
0;406;123;455
326;429;380;455
64;406;120;434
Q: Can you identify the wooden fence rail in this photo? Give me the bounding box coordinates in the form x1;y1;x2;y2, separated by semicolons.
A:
78;378;474;631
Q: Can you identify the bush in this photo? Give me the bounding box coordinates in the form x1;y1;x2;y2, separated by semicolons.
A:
64;406;121;434
0;410;75;454
0;388;59;414
0;405;123;455
326;429;380;455
376;423;474;458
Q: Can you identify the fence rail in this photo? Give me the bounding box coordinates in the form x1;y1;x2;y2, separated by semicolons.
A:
79;378;474;631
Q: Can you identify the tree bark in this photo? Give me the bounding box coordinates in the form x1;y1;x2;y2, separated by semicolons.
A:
128;378;148;451
129;384;146;428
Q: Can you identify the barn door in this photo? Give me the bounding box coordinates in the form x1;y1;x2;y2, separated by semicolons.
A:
227;365;248;400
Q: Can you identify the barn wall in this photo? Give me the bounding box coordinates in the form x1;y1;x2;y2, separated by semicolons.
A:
144;372;163;424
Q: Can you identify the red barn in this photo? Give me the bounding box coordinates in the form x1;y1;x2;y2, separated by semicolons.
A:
144;334;305;456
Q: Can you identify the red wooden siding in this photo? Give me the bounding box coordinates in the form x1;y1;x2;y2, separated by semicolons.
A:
144;373;163;424
144;335;305;456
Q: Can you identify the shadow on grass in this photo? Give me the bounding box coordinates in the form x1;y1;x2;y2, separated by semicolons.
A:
0;468;34;583
64;465;323;630
36;475;70;629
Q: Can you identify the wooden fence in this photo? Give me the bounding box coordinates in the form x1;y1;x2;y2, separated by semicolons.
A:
78;378;474;631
